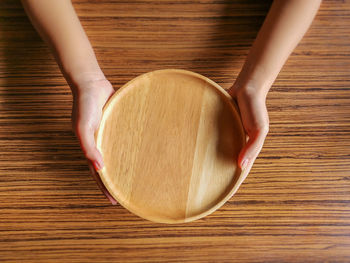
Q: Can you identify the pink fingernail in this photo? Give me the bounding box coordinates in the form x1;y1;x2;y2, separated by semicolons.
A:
93;161;102;171
241;159;248;170
109;197;118;206
104;190;117;205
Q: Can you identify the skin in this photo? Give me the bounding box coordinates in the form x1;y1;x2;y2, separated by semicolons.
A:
21;0;321;204
228;0;322;176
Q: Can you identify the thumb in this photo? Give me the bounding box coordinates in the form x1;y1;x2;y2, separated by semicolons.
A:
77;124;104;171
77;124;117;205
238;128;268;170
87;161;117;205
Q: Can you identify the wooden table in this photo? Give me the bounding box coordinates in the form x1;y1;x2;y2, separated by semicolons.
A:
0;0;349;262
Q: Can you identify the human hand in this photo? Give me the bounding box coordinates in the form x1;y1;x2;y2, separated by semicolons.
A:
71;75;117;205
228;83;269;173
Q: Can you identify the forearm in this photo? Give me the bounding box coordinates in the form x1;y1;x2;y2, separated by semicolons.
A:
235;0;321;97
21;0;104;91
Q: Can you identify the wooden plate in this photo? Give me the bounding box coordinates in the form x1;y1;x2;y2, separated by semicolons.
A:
96;69;246;224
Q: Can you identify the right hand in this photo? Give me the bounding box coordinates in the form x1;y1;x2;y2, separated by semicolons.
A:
228;83;269;175
71;75;117;205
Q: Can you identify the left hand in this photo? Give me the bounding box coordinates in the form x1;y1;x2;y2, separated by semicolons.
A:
71;76;117;205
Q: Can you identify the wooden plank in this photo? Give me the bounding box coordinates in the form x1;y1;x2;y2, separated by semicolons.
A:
0;0;349;262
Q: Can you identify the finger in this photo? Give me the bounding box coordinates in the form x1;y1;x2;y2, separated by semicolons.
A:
87;161;117;205
238;127;268;170
77;124;104;171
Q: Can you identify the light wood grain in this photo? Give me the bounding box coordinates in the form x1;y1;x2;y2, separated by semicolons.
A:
0;0;349;262
96;69;246;223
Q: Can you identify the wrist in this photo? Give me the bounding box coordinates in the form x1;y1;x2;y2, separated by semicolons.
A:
233;60;274;99
232;78;269;101
67;70;107;95
70;75;114;108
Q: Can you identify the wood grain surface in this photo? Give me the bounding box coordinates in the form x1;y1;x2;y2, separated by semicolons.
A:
0;0;349;262
96;69;246;224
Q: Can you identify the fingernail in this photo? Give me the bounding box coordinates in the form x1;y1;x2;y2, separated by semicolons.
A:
103;188;117;205
109;197;118;206
93;160;103;171
241;159;248;170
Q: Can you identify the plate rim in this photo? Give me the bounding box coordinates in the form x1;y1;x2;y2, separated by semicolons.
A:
95;68;247;224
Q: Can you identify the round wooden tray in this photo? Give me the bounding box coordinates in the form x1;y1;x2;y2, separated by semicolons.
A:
95;69;246;224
